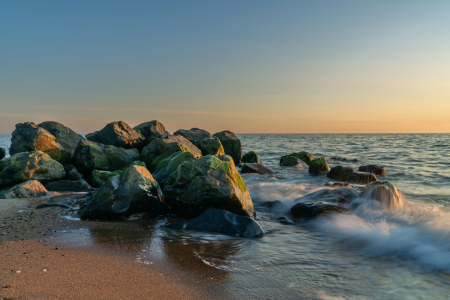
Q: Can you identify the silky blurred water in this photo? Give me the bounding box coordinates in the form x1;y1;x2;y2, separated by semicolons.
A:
2;133;450;299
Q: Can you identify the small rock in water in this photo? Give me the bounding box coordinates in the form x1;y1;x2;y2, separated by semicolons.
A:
358;165;386;175
241;163;274;175
329;157;358;163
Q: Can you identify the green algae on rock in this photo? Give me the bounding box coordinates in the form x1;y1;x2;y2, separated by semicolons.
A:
280;151;313;166
213;130;243;164
327;165;377;184
308;157;330;175
153;151;196;188
280;156;301;167
242;151;259;163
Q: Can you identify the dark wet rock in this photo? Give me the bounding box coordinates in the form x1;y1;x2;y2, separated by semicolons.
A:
329;157;358;163
153;151;195;188
294;187;359;205
241;163;274;175
358;165;386;176
92;169;123;187
361;181;403;210
280;151;313;166
164;155;255;219
134;120;169;147
174;128;225;156
327;166;377;184
78;165;166;220
73;140;140;175
64;165;84;181
276;216;295;225
0;180;50;199
0;148;5;160
0;151;66;190
36;203;72;209
309;157;330;175
44;179;95;192
325;181;353;188
86;121;145;149
280;156;301;167
291;202;346;218
260;200;286;210
9;122;71;164
166;208;264;238
38;121;85;157
141;135;202;172
241;151;259;163
213;130;243;164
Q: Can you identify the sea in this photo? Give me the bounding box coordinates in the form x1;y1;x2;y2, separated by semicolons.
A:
1;133;450;299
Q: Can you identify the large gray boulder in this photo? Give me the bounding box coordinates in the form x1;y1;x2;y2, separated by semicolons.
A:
86;121;145;149
78;165;166;220
134;120;169;147
9;122;71;164
72;140;140;175
141;135;202;172
213;130;242;164
0;148;5;160
174;128;225;156
167;208;265;238
327;166;377;184
0;180;50;199
0;151;66;190
38;121;85;157
152;151;196;188
164;155;255;219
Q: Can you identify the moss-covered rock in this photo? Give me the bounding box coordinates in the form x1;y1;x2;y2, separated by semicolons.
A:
0;151;66;190
280;156;301;167
174;128;225;156
38;121;85;157
361;181;403;210
327;166;377;184
9;122;71;164
0;147;5;160
141;135;202;172
308;157;330;175
86;121;145;149
213;130;242;164
358;165;386;176
280;151;313;166
153;151;195;188
0;180;50;199
242;151;259;163
134;120;169;147
164;155;255;219
78;165;166;220
92;169;123;187
72;140;140;175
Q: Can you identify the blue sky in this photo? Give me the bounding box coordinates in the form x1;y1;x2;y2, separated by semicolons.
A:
1;1;449;133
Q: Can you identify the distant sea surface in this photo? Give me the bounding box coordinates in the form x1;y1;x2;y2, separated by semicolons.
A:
1;133;450;299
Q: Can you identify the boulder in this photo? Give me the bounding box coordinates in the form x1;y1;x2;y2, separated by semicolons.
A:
9;122;71;164
91;161;146;187
78;165;166;220
164;155;255;219
0;147;5;160
280;156;301;167
358;165;386;176
141;135;202;172
213;130;242;164
166;208;264;238
309;157;330;175
361;181;403;210
38;121;85;156
44;179;95;192
72;140;140;175
174;128;225;156
64;165;84;181
241;151;259;163
280;151;313;166
0;151;66;190
0;180;50;199
153;151;195;188
134;120;169;146
86;121;145;149
291;202;346;218
241;163;274;175
327;166;377;184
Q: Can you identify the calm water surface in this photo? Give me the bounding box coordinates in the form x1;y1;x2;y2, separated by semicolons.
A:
1;133;450;299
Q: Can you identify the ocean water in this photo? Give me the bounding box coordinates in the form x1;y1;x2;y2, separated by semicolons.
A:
1;133;450;299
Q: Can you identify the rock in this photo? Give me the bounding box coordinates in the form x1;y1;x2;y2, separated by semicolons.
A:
44;179;95;192
166;208;264;238
280;156;301;167
280;152;313;166
325;181;353;188
327;166;378;184
0;151;66;190
309;157;330;175
241;163;274;175
329;157;358;163
358;165;386;176
0;147;5;160
9;122;71;164
291;202;346;218
86;121;145;149
241;151;259;163
72;140;140;175
276;216;295;225
164;155;255;219
141;135;202;172
361;181;403;210
260;200;286;210
153;151;196;188
38;121;85;157
134;120;169;146
78;165;166;220
0;180;50;199
213;130;242;164
92;169;123;187
174;128;225;156
64;165;84;181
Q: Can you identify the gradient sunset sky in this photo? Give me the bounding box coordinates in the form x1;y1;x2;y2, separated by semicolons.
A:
1;1;449;134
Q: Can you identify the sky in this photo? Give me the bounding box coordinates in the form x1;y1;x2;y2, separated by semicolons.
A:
1;0;450;134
